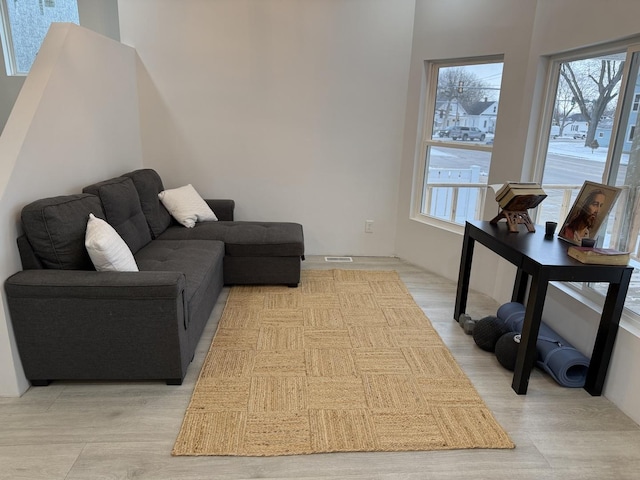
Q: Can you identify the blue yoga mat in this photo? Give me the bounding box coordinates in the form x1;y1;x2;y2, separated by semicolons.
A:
496;302;590;388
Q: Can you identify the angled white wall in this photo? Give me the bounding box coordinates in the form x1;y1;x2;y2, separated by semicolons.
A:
395;0;538;297
0;23;142;396
119;0;415;256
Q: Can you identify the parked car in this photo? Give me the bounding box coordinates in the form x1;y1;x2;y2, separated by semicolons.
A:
438;126;454;137
448;126;486;141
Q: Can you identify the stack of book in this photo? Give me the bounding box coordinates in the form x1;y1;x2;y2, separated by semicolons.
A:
495;182;547;211
567;246;631;265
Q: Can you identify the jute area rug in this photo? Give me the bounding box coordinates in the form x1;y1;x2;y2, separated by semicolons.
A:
172;269;514;456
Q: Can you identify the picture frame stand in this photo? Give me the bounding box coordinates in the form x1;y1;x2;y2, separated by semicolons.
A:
490;209;535;233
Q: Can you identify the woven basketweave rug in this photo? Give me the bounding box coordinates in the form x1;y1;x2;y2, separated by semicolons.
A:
172;269;514;456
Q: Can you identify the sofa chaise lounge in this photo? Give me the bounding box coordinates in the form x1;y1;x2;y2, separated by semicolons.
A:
4;169;304;386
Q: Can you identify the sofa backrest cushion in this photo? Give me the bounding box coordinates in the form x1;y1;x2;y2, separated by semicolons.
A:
123;169;173;238
82;176;151;254
21;194;104;270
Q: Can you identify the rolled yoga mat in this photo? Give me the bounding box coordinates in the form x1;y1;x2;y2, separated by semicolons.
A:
496;302;590;388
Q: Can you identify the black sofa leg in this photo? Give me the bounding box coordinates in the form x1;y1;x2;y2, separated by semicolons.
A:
31;380;51;386
288;284;299;288
166;378;183;386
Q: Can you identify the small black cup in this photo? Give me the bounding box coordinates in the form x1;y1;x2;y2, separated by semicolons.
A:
545;221;557;236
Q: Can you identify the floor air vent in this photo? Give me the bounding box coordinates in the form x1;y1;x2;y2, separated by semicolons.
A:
324;256;353;262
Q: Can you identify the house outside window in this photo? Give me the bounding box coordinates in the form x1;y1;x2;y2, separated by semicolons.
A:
414;57;504;227
0;0;79;75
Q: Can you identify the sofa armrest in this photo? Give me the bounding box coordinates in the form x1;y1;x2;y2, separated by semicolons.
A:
205;199;234;221
4;269;185;299
4;269;190;383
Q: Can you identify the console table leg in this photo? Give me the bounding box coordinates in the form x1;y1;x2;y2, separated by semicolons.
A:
512;272;549;394
454;224;474;322
585;268;632;395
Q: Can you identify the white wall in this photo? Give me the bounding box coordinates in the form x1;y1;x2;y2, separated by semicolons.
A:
0;63;24;136
395;0;537;299
77;0;120;42
118;0;415;256
0;23;142;396
395;0;640;424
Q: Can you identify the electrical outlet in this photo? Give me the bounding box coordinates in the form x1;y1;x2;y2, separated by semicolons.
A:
365;220;374;233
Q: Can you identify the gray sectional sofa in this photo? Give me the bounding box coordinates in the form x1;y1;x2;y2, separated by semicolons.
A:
4;169;304;386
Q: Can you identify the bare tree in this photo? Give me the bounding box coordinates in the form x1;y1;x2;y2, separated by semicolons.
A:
560;60;624;145
560;57;640;253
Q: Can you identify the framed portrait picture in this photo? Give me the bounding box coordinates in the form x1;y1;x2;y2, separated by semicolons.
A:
558;181;621;245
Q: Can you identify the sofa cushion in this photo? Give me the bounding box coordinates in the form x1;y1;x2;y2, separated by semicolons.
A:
158;184;218;228
222;222;304;257
134;239;224;324
83;176;151;254
21;194;104;270
123;169;173;238
157;221;304;257
85;214;139;272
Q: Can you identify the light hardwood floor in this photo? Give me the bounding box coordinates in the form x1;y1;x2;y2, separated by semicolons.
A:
1;256;639;479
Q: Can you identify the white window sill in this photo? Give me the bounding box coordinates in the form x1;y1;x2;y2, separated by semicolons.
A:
550;281;640;338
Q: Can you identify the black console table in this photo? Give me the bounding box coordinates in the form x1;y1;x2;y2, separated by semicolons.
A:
455;220;633;395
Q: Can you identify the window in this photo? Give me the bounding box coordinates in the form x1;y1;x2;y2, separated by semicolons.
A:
537;50;625;227
0;0;79;75
536;43;640;320
414;57;503;227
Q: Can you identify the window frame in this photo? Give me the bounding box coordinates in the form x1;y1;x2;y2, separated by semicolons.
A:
0;0;18;75
411;55;503;233
533;40;640;331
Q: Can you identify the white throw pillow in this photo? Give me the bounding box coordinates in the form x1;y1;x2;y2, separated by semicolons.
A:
158;184;218;228
85;214;139;272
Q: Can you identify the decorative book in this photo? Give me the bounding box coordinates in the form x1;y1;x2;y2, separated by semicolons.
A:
494;181;539;201
495;182;547;210
491;182;547;233
567;246;630;265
